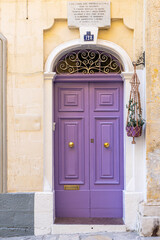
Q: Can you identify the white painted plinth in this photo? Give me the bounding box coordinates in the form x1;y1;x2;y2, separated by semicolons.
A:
34;192;54;236
123;191;143;231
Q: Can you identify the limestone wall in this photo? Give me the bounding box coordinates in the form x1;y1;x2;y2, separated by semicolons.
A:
145;0;160;201
0;0;143;192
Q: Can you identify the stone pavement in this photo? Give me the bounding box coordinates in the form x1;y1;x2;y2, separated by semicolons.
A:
0;232;160;240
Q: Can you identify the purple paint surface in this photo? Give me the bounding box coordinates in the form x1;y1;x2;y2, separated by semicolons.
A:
54;76;124;218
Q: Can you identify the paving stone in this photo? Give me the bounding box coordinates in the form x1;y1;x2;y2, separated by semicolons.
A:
0;236;42;240
58;234;79;240
23;237;42;240
112;232;139;240
0;232;160;240
140;238;160;240
81;235;112;240
44;235;58;240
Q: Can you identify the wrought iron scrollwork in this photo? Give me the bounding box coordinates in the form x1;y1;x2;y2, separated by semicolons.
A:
54;49;123;74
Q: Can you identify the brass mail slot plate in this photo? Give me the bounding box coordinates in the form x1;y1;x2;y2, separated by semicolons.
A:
64;185;80;190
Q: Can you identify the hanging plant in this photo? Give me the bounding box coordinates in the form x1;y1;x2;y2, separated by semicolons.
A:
126;64;145;144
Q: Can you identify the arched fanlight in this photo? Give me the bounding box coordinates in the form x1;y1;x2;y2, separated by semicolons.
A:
54;49;124;74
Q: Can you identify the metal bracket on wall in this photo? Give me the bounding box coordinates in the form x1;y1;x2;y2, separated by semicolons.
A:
133;51;145;67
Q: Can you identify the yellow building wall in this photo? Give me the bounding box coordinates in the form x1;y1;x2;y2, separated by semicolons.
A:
44;19;134;64
0;0;143;192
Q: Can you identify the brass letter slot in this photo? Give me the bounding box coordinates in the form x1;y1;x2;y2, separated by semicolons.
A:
64;185;80;190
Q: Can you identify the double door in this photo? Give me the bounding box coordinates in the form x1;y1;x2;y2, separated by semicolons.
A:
54;81;123;218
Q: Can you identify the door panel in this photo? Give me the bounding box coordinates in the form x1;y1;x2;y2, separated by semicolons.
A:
55;83;89;217
91;190;123;217
94;117;120;184
55;80;123;218
58;87;84;112
90;82;123;218
94;87;120;112
55;191;90;217
58;118;85;184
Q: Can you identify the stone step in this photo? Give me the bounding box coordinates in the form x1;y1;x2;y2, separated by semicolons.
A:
52;224;126;234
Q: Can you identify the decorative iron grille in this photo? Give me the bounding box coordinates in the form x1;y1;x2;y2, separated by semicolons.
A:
54;49;124;74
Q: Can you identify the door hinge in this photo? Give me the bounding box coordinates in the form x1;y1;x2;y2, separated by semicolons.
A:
53;122;56;131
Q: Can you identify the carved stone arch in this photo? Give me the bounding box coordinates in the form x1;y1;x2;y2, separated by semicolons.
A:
45;39;133;73
0;33;7;193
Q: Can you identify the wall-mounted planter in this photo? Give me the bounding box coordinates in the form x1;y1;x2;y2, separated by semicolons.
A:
126;126;142;137
126;126;142;144
126;64;145;144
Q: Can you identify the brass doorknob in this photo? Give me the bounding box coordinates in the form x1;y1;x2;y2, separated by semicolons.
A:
68;142;74;148
104;142;110;148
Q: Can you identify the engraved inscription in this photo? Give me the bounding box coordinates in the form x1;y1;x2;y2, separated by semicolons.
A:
68;1;110;28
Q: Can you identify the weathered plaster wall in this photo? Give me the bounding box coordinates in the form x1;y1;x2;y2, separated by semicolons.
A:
44;19;134;64
145;0;160;201
0;0;143;192
44;0;143;63
0;0;46;192
136;0;160;236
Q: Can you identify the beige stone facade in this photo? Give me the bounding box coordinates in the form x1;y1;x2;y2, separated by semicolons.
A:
0;0;160;237
145;0;160;202
0;0;143;193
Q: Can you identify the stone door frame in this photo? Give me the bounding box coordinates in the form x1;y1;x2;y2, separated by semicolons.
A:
44;39;145;229
0;33;7;193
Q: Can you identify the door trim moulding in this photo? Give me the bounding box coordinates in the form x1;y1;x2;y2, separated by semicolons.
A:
0;33;7;193
55;74;123;83
45;39;133;73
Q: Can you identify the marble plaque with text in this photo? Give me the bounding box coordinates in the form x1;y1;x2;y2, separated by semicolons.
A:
68;1;110;28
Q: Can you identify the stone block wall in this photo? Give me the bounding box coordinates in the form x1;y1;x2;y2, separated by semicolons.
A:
0;193;53;237
137;0;160;236
138;202;160;236
146;0;160;201
0;193;34;237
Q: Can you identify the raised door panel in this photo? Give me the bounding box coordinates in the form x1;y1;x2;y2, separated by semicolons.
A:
94;117;120;185
94;87;120;112
58;88;84;112
58;118;85;184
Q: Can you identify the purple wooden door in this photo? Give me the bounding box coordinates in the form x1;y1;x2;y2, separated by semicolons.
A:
90;82;123;218
54;82;90;217
54;80;123;218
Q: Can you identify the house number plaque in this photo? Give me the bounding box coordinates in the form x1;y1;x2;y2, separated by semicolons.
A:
64;185;80;190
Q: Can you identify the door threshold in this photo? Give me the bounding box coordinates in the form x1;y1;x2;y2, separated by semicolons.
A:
52;222;126;235
54;218;124;225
